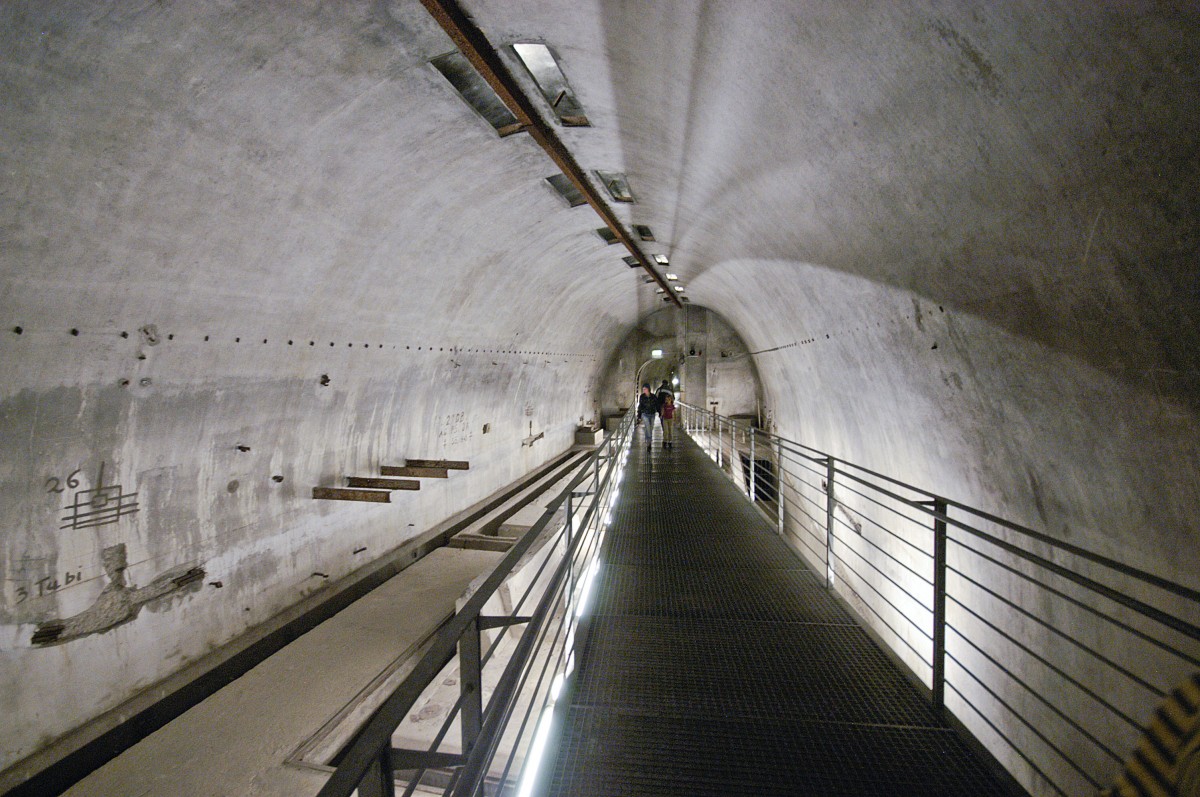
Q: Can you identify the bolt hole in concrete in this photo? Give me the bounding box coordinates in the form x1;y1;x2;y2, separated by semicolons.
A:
319;374;330;386
120;331;128;338
271;475;284;483
70;328;79;336
236;445;251;452
11;326;21;334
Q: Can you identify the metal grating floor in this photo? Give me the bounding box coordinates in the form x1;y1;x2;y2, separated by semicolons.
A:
543;436;1014;796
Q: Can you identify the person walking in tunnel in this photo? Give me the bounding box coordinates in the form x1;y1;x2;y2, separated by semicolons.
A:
660;392;676;449
637;383;658;450
655;379;674;409
655;379;675;446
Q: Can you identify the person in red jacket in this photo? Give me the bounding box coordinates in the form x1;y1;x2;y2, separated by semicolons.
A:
660;392;677;449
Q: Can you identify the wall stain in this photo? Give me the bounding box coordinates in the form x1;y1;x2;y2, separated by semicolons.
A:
929;20;1001;97
1027;467;1048;525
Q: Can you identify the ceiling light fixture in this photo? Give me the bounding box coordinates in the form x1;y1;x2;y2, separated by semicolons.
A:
594;170;635;203
511;42;589;126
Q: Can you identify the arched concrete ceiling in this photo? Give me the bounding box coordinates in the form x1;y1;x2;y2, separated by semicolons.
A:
472;0;1199;389
0;1;645;349
2;0;1199;780
460;0;1200;572
4;0;1196;388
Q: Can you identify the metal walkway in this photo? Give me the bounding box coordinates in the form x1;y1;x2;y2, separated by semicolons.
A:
543;434;1014;796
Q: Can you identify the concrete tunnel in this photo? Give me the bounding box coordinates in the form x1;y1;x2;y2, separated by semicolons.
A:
1;1;1199;795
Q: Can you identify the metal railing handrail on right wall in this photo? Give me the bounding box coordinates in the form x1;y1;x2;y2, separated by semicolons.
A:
679;401;1200;797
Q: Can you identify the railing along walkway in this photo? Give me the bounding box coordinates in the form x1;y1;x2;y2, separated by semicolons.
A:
540;433;1015;795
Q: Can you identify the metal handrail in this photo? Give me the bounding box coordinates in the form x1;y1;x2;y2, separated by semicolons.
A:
678;401;1200;797
318;411;636;797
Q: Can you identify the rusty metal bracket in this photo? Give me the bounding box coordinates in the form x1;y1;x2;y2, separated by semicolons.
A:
420;0;683;306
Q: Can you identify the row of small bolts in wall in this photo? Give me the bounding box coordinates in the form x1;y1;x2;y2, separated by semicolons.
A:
794;305;948;347
6;326;596;359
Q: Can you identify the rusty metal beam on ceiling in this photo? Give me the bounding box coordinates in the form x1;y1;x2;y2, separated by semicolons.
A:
420;0;684;308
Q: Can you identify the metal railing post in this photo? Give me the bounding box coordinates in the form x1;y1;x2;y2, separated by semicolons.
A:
776;436;785;536
566;492;575;603
824;457;836;589
749;427;756;502
459;617;482;755
357;748;395;797
716;417;723;467
931;498;948;713
723;418;729;470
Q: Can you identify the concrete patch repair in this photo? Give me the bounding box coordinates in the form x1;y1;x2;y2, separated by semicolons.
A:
30;544;204;647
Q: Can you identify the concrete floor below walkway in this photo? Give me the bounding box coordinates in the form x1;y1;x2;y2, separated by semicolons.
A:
61;547;502;797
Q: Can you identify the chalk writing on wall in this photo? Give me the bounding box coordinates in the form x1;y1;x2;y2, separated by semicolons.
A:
13;569;84;605
44;469;81;494
58;461;139;530
437;412;471;447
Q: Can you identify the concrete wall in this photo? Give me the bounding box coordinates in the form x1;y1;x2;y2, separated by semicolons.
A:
0;0;637;773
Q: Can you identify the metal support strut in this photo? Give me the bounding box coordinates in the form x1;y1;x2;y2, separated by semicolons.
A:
931;498;948;713
824;458;836;589
749;428;756;502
